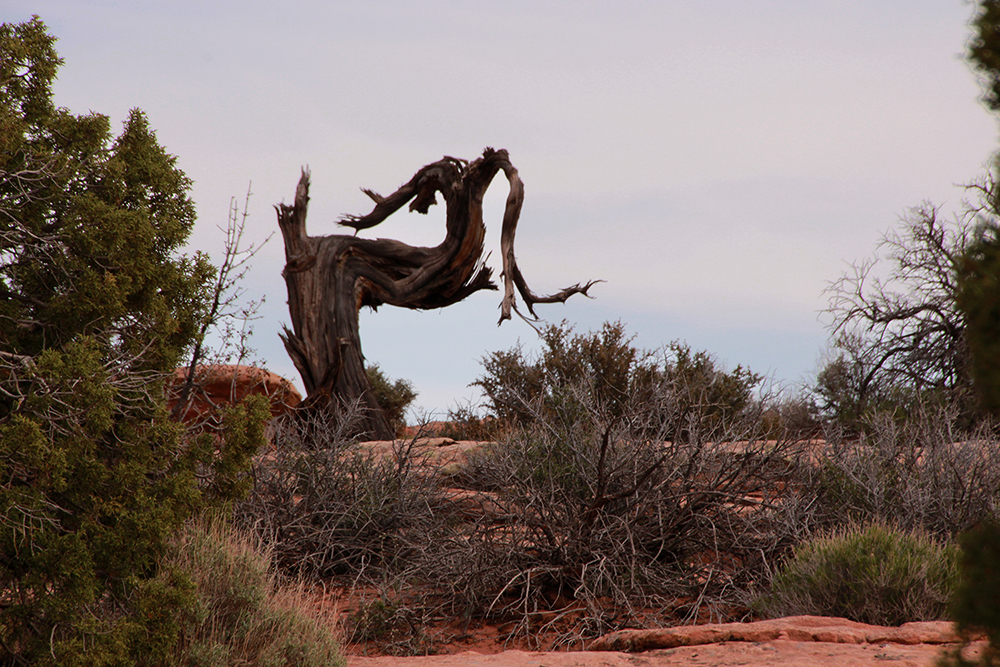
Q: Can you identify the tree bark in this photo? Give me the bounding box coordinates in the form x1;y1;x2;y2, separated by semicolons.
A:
276;148;598;440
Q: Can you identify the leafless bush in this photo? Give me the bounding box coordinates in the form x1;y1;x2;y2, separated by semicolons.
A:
239;350;1000;651
236;403;443;580
809;402;1000;537
171;184;269;427
236;360;818;650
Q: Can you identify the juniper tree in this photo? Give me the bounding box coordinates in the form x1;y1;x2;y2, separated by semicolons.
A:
0;17;267;664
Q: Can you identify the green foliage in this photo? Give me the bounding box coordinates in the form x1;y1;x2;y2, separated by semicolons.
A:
0;18;268;664
161;517;345;667
970;0;1000;114
440;402;503;441
365;364;417;436
474;320;761;442
760;522;960;627
208;395;272;504
958;210;1000;416
474;320;644;427
954;521;1000;646
814;341;869;432
760;392;822;439
937;521;1000;666
664;341;762;441
0;21;213;369
346;597;401;642
963;3;1000;423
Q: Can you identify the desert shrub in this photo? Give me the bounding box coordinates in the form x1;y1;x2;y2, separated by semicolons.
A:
412;366;808;643
240;345;808;647
439;402;505;441
236;405;441;579
366;364;417;436
760;390;823;439
759;522;960;626
162;516;344;667
809;402;1000;537
345;597;402;642
401;322;820;644
340;592;434;655
241;323;813;647
474;320;762;443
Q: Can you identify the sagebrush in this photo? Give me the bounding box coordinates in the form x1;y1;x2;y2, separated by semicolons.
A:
758;522;959;626
162;516;345;667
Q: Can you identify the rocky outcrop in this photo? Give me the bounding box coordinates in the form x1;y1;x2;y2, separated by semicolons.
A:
355;437;492;475
587;615;965;651
170;364;301;425
347;616;984;667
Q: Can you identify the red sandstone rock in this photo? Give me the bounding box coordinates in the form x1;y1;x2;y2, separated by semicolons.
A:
169;364;301;424
354;439;491;472
347;643;978;667
586;615;963;652
346;616;985;667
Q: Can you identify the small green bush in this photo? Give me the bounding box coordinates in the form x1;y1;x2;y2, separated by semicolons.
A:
366;364;417;436
163;516;345;667
760;522;960;627
473;320;761;442
346;597;401;642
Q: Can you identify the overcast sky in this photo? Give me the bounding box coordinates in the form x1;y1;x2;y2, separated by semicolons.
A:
17;1;1000;417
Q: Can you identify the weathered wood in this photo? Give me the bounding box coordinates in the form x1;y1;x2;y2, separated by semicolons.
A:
277;148;598;440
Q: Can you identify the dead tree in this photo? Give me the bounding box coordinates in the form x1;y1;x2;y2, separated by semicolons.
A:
276;148;598;440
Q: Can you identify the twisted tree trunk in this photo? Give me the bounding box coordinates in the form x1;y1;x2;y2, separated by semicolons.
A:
276;148;598;440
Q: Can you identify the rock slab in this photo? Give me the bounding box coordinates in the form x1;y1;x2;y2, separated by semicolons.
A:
347;616;985;667
588;615;963;651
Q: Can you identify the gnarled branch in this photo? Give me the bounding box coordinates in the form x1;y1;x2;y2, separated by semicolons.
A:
277;148;598;439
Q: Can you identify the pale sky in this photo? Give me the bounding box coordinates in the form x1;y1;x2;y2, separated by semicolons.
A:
15;1;1000;417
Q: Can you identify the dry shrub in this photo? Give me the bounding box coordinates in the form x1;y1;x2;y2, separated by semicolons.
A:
237;403;443;580
236;404;453;655
235;348;1000;653
811;402;1000;537
340;591;437;656
164;516;344;667
237;325;822;650
410;372;810;646
440;402;505;442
